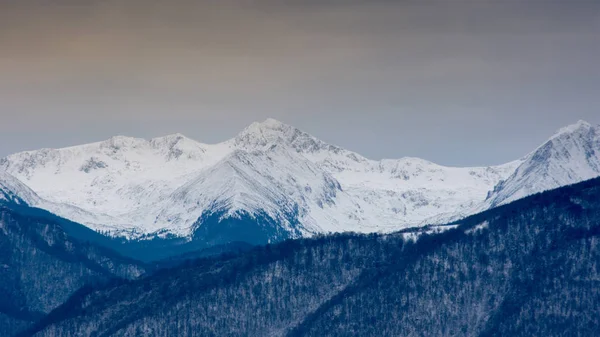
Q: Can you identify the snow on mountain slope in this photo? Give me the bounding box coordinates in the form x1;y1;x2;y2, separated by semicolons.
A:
139;145;369;236
0;170;41;205
232;119;522;229
339;158;522;229
0;170;123;232
234;118;372;173
485;120;600;208
1;119;597;239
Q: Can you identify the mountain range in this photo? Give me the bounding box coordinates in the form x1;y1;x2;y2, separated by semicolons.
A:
21;177;600;336
1;119;599;246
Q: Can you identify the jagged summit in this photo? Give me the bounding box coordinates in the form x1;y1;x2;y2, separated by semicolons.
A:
257;117;288;128
234;118;336;154
552;120;593;139
235;118;295;147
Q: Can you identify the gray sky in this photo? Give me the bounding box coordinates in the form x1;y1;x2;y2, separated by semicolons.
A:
1;0;599;166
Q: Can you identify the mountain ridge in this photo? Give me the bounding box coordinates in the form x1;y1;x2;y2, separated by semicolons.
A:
1;119;599;242
485;119;600;207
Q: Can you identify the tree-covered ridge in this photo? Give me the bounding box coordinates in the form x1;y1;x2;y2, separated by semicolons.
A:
293;181;600;336
22;177;600;336
0;202;148;337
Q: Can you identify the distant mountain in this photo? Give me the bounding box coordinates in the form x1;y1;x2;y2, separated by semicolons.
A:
486;120;600;207
1;119;599;246
24;177;600;337
0;200;147;336
0;171;257;263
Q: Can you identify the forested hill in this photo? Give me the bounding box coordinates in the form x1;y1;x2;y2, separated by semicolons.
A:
0;203;147;337
25;177;600;337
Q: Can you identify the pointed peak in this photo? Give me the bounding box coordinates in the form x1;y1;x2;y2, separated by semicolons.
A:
521;119;598;164
236;118;296;143
553;120;593;138
148;133;208;160
245;118;292;132
261;118;287;127
576;119;591;126
235;118;348;155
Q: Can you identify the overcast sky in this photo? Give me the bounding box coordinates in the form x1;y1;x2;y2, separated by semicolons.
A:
0;0;599;166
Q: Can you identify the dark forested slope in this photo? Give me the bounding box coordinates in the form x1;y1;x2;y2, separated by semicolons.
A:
0;203;147;336
26;178;600;337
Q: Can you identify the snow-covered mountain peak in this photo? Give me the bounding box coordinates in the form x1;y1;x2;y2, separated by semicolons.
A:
258;117;287;128
149;133;209;160
150;133;194;146
485;121;600;207
235;118;293;147
2;119;599;240
236;118;303;148
232;119;374;176
552;120;593;139
535;120;598;162
3;118;516;235
234;118;348;155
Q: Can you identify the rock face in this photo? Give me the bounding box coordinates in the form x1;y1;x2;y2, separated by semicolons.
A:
1;119;599;246
24;177;600;337
0;200;147;336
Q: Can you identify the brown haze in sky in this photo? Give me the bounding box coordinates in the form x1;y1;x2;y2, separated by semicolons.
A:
1;0;599;165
